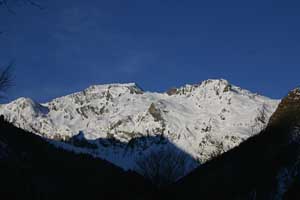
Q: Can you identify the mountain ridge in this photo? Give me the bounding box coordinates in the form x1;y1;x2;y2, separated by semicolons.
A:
166;87;300;200
1;87;300;199
0;79;279;175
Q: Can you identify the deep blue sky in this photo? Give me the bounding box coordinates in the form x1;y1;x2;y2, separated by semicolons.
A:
0;0;300;102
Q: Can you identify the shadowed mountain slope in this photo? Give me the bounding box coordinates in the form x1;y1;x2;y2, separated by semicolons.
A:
0;116;155;200
165;89;300;200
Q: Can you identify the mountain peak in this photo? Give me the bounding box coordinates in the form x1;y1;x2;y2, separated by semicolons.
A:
200;78;230;86
288;88;300;99
166;79;233;96
1;97;49;120
199;78;232;91
7;97;41;111
89;82;139;88
84;82;143;95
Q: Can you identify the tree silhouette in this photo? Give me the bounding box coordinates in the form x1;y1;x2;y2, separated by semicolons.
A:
135;149;187;187
0;63;13;95
0;0;41;94
0;0;42;13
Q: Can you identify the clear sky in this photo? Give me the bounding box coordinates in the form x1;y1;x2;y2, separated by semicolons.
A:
0;0;300;102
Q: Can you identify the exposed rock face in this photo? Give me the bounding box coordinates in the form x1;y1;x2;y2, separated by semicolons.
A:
269;88;300;129
0;79;279;175
166;88;178;96
148;103;163;122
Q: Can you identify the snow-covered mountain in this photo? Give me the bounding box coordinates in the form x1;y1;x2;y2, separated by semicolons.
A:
0;79;279;174
170;88;300;200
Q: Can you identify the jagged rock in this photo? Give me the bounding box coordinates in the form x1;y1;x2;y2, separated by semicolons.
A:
269;88;300;129
148;103;163;122
166;88;178;96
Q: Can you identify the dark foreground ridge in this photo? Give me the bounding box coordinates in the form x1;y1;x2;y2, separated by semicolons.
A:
1;89;300;200
0;116;155;200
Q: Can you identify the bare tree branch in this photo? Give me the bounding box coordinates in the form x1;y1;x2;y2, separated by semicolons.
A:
0;0;43;13
22;0;43;10
0;62;14;94
0;0;40;98
135;149;187;187
0;0;16;14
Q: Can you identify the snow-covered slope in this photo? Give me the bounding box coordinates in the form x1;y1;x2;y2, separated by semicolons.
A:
0;79;279;174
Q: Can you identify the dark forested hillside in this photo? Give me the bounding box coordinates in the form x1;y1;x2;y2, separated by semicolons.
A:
0;116;155;200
